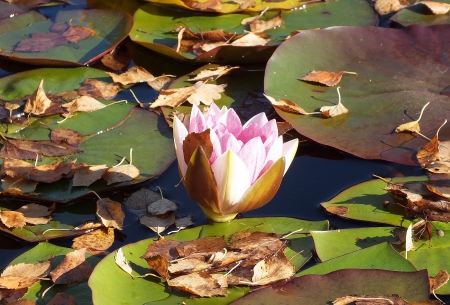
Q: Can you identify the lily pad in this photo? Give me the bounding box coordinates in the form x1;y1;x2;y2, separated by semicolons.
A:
0;9;133;66
131;1;375;63
264;25;450;165
311;227;398;262
232;268;430;305
320;176;428;227
8;242;100;305
297;242;417;276
89;217;328;305
392;0;450;27
0;67;175;202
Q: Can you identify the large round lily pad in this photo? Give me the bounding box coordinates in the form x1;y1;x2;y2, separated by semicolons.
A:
0;67;175;202
89;217;329;305
0;9;133;66
131;1;375;64
265;25;450;165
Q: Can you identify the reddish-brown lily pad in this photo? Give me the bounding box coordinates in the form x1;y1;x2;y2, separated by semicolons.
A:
265;25;450;165
0;9;133;66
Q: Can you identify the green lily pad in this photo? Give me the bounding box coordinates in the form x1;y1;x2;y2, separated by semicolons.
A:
311;227;398;262
89;217;329;305
0;9;133;66
392;0;450;27
131;1;375;63
265;25;450;165
0;67;175;202
320;176;427;227
8;242;100;305
297;242;417;277
232;269;430;305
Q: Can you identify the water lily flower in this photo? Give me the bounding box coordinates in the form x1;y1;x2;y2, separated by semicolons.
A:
173;103;298;222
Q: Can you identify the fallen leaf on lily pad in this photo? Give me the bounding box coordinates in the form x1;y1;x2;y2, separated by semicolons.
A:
374;0;408;15
77;79;119;100
24;79;51;116
72;227;115;255
415;120;447;167
62;96;106;113
150;86;196;108
1;177;39;194
185;0;222;11
72;164;108;187
114;248;133;276
300;70;357;87
264;94;310;115
0;258;51;289
167;272;228;297
16;203;54;225
430;269;450;292
320;87;349;118
143;254;170;279
395;102;429;135
49;248;93;285
96;197;125;230
187;66;239;82
0;211;26;229
250;11;283;33
231;32;269;47
187;82;227;106
50;129;83;148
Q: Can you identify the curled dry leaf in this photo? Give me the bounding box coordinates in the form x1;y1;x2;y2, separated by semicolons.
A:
415;120;447;167
142;239;181;261
235;0;256;9
139;214;175;235
101;48;131;72
168;257;212;274
374;0;408;15
231;32;269;46
24;79;51;116
250;11;283;33
187;66;239;82
404;224;414;259
29;160;75;183
96;198;125;230
325;206;349;216
62;95;106;113
72;227;115;255
0;258;52;289
187;82;227;106
430;269;450;292
1;177;39;194
147;75;174;91
299;70;357;87
332;294;414;305
102;164;140;185
114;248;133;276
320;87;349;118
50;128;83;147
264;94;310;115
50;248;93;285
0;138;81;160
0;211;26;228
167;272;228;297
395;102;429;134
143;255;170;279
183;129;213;164
77;79;119;100
185;0;222;11
415;1;450;14
106;66;155;85
150;86;197;108
245;252;294;285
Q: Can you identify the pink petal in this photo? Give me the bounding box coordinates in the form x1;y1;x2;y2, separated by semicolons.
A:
260;119;278;142
188;105;206;134
219;133;243;155
205;103;224;129
238;122;262;144
259;136;283;178
282;139;299;175
208;129;222;164
242;112;268;129
263;133;277;155
173;116;189;176
217;108;243;138
211;150;251;212
238;137;265;184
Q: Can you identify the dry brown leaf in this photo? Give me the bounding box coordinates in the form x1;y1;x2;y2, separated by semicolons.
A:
101;48;131;72
374;0;408;15
168;257;211;274
16;203;53;225
299;70;357;87
187;66;239;82
72;164;108;187
144;255;170;279
49;248;93;285
142;239;181;261
62;95;106;113
186;0;222;11
0;258;51;289
96;198;125;230
106;66;155;86
0;159;34;179
183;129;213;164
416;135;440;167
416;1;450;14
24;79;52;116
333;294;410;305
424;182;450;199
175;236;228;257
4;298;35;305
50;129;83;148
246;252;294;285
250;11;283;33
0;138;81;160
29;160;75;183
430;269;450;291
139;214;175;235
231;32;269;46
325;206;349;215
147;75;174;91
187;82;227;106
1;177;38;194
72;227;115;255
47;292;77;305
175;215;194;229
167;272;227;297
102;164;140;185
0;211;26;228
264;94;310;115
150;86;197;108
77;79;119;100
61;26;95;43
235;0;256;9
395;102;429;134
